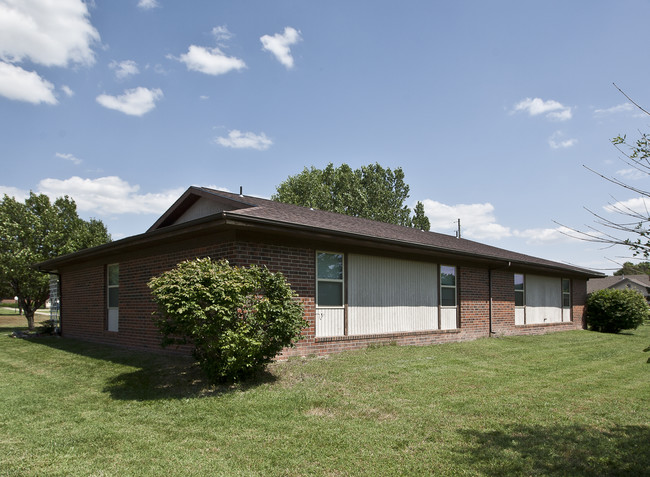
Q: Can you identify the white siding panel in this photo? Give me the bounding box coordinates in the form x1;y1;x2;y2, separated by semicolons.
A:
107;309;119;332
174;198;224;225
562;307;571;322
347;254;438;335
515;307;525;325
526;275;562;324
440;308;457;330
315;308;344;337
349;306;438;335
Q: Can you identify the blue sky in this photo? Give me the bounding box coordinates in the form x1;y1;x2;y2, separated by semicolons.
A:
2;0;650;274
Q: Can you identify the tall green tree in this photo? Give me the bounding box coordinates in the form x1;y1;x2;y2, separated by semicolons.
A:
411;201;431;231
0;193;111;330
273;163;420;227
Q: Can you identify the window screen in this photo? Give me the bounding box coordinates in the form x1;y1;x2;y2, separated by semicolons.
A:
440;265;456;307
317;252;344;306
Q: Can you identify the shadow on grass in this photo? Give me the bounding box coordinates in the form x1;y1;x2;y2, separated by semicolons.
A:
456;423;650;476
18;335;277;401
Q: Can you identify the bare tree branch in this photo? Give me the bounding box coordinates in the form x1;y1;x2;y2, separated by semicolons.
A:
613;82;650;116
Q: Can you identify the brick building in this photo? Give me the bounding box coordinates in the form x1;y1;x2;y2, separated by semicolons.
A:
37;187;602;357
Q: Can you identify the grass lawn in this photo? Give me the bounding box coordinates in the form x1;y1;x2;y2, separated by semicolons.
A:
1;317;648;477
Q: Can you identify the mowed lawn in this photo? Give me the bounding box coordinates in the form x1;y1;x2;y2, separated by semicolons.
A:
1;311;648;476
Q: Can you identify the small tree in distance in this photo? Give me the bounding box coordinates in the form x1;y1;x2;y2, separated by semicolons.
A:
0;193;110;330
613;261;650;276
148;258;306;383
412;201;431;231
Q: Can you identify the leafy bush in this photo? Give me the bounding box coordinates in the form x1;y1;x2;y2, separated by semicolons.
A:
148;258;306;382
586;288;649;333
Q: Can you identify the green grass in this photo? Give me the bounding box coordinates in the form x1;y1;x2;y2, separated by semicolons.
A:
1;316;648;477
0;303;20;315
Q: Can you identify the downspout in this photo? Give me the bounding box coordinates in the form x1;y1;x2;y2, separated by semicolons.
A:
36;266;62;335
50;272;62;335
488;268;493;337
488;261;512;337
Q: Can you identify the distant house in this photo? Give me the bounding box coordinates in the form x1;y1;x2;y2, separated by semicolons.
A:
587;275;650;300
37;187;602;357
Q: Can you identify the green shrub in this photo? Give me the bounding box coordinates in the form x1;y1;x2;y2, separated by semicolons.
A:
586;288;649;333
148;258;306;382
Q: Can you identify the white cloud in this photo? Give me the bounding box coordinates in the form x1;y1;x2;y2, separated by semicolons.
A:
548;131;577;149
513;97;572;121
0;61;57;104
420;199;511;240
96;87;163;116
0;0;99;68
215;130;273;150
61;85;74;97
260;27;301;69
513;226;583;245
55;152;82;165
603;196;650;217
616;168;647;181
211;25;232;43
0;186;28;202
109;59;139;79
175;45;246;76
594;102;634;116
137;0;159;10
37;176;184;215
419;199;587;245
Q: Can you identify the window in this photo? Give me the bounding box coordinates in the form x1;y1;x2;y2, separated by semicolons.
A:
317;252;344;306
440;265;456;307
107;263;119;332
515;274;525;307
562;278;570;307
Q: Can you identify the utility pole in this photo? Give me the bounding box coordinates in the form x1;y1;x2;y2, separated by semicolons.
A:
455;219;461;239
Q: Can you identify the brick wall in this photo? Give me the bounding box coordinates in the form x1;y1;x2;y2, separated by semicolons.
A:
60;239;316;355
59;237;589;358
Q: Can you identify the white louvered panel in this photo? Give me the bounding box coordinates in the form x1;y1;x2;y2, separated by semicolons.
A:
315;308;344;337
347;254;438;335
440;307;457;330
174;197;224;225
526;275;562;324
348;306;438;335
515;307;525;325
107;309;119;332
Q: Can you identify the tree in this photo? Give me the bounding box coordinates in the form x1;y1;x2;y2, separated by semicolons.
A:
564;86;650;259
411;201;431;231
613;261;650;276
273;163;418;227
148;258;306;382
0;193;111;330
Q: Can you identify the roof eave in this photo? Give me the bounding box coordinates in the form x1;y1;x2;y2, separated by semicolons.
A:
36;210;603;279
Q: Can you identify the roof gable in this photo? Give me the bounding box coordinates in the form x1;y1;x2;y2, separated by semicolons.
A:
148;187;258;231
587;274;650;294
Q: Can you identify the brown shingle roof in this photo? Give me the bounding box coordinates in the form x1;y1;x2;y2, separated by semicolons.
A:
196;187;601;277
37;186;603;278
587;275;650;294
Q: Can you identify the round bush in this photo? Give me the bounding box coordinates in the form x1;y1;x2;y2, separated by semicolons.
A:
586;288;649;333
148;258;306;382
